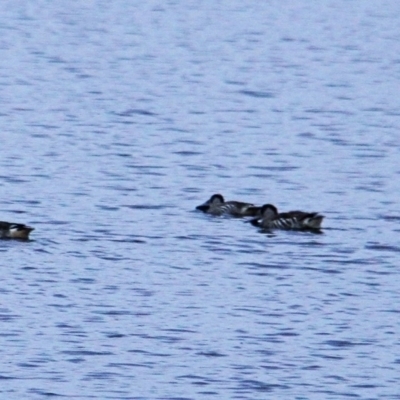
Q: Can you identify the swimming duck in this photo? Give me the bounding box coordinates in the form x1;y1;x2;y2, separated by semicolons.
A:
196;194;261;217
0;221;34;240
249;204;324;231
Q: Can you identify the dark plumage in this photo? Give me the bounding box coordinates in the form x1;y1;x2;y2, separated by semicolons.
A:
249;204;324;231
196;194;260;217
0;221;34;240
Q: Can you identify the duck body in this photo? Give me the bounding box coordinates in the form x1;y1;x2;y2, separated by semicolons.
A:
196;194;260;217
250;204;324;231
0;221;34;240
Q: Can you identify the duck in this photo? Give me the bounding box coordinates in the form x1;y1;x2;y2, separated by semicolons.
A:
196;194;261;217
0;221;34;240
249;204;324;231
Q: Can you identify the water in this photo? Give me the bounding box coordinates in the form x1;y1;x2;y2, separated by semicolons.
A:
1;1;400;399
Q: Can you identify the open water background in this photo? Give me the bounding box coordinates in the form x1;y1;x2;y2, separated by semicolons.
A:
1;1;400;399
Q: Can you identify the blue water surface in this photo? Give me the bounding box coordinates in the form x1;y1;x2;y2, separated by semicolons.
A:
1;1;400;399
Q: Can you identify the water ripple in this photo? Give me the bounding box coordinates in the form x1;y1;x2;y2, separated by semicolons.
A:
1;2;400;399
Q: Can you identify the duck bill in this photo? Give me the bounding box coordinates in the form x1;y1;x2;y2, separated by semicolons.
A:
196;202;210;212
248;217;261;227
